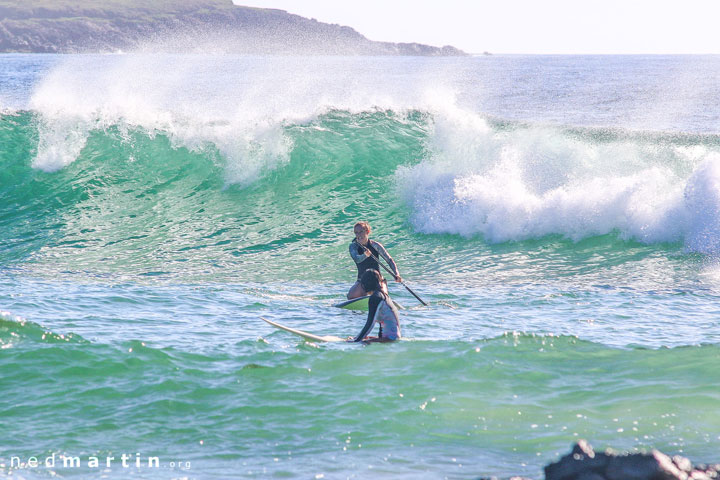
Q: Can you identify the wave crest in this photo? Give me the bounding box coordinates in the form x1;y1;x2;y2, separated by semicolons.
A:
398;107;720;252
0;311;84;348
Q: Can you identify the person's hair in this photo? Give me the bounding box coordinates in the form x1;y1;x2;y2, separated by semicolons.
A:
354;221;371;234
360;269;382;292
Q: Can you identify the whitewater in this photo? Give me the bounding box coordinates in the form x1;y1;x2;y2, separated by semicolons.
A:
2;53;720;479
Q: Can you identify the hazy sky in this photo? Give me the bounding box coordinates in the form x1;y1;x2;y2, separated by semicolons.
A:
233;0;720;54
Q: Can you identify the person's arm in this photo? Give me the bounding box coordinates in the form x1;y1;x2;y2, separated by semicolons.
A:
349;241;369;264
370;240;401;280
353;294;380;342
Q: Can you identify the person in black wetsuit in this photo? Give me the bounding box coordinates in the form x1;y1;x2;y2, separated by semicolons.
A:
347;221;402;299
352;269;401;343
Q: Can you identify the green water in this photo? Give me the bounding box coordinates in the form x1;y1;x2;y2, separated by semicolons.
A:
3;54;720;479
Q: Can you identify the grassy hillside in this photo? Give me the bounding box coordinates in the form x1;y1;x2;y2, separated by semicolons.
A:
0;0;465;55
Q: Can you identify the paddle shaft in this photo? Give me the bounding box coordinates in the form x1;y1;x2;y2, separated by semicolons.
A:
360;243;428;306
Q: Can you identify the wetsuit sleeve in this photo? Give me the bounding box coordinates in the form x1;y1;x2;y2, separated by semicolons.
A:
354;294;381;342
370;240;400;278
349;241;367;264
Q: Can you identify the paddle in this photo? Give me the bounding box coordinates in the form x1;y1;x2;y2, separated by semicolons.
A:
361;244;428;306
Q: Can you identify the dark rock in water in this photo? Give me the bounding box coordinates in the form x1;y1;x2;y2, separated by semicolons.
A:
572;440;596;458
575;474;605;480
672;456;692;474
604;450;683;480
544;440;609;480
544;441;720;480
477;477;533;480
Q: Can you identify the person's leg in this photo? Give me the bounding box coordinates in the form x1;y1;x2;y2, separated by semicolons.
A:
362;337;396;343
347;281;366;299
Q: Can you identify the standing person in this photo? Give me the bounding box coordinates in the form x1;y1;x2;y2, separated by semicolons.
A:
347;221;402;299
352;269;401;342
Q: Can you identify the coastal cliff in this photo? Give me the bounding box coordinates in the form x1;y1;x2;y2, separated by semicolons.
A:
0;0;466;55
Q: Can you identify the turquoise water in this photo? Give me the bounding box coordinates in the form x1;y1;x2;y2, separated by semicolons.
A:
2;54;720;479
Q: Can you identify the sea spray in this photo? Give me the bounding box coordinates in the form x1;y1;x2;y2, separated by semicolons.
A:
28;56;296;182
683;157;720;254
397;113;720;252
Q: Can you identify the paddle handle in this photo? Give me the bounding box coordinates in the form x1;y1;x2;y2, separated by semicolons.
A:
399;281;428;307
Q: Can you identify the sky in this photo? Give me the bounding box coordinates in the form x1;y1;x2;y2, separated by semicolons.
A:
233;0;720;54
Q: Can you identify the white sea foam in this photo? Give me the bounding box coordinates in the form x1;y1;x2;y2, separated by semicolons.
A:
27;55;466;181
27;56;278;181
683;159;720;254
397;105;720;253
28;55;319;181
27;55;720;253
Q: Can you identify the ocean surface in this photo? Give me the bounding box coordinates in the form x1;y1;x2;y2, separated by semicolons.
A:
2;53;720;479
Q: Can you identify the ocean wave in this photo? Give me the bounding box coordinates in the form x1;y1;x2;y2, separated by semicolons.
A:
4;103;720;281
23;54;450;180
0;310;85;348
397;106;720;253
4;53;720;266
0;107;426;276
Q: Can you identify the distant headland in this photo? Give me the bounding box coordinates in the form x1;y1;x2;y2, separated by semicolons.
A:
0;0;467;55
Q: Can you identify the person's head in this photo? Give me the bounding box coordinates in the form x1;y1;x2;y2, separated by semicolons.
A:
360;269;383;293
354;221;371;243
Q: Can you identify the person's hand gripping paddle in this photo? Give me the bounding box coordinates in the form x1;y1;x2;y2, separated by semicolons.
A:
357;242;427;306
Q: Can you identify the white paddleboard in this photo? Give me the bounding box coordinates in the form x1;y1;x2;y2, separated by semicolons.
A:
261;317;346;343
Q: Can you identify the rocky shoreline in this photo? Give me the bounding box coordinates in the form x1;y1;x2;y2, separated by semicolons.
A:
0;0;466;55
487;441;719;480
